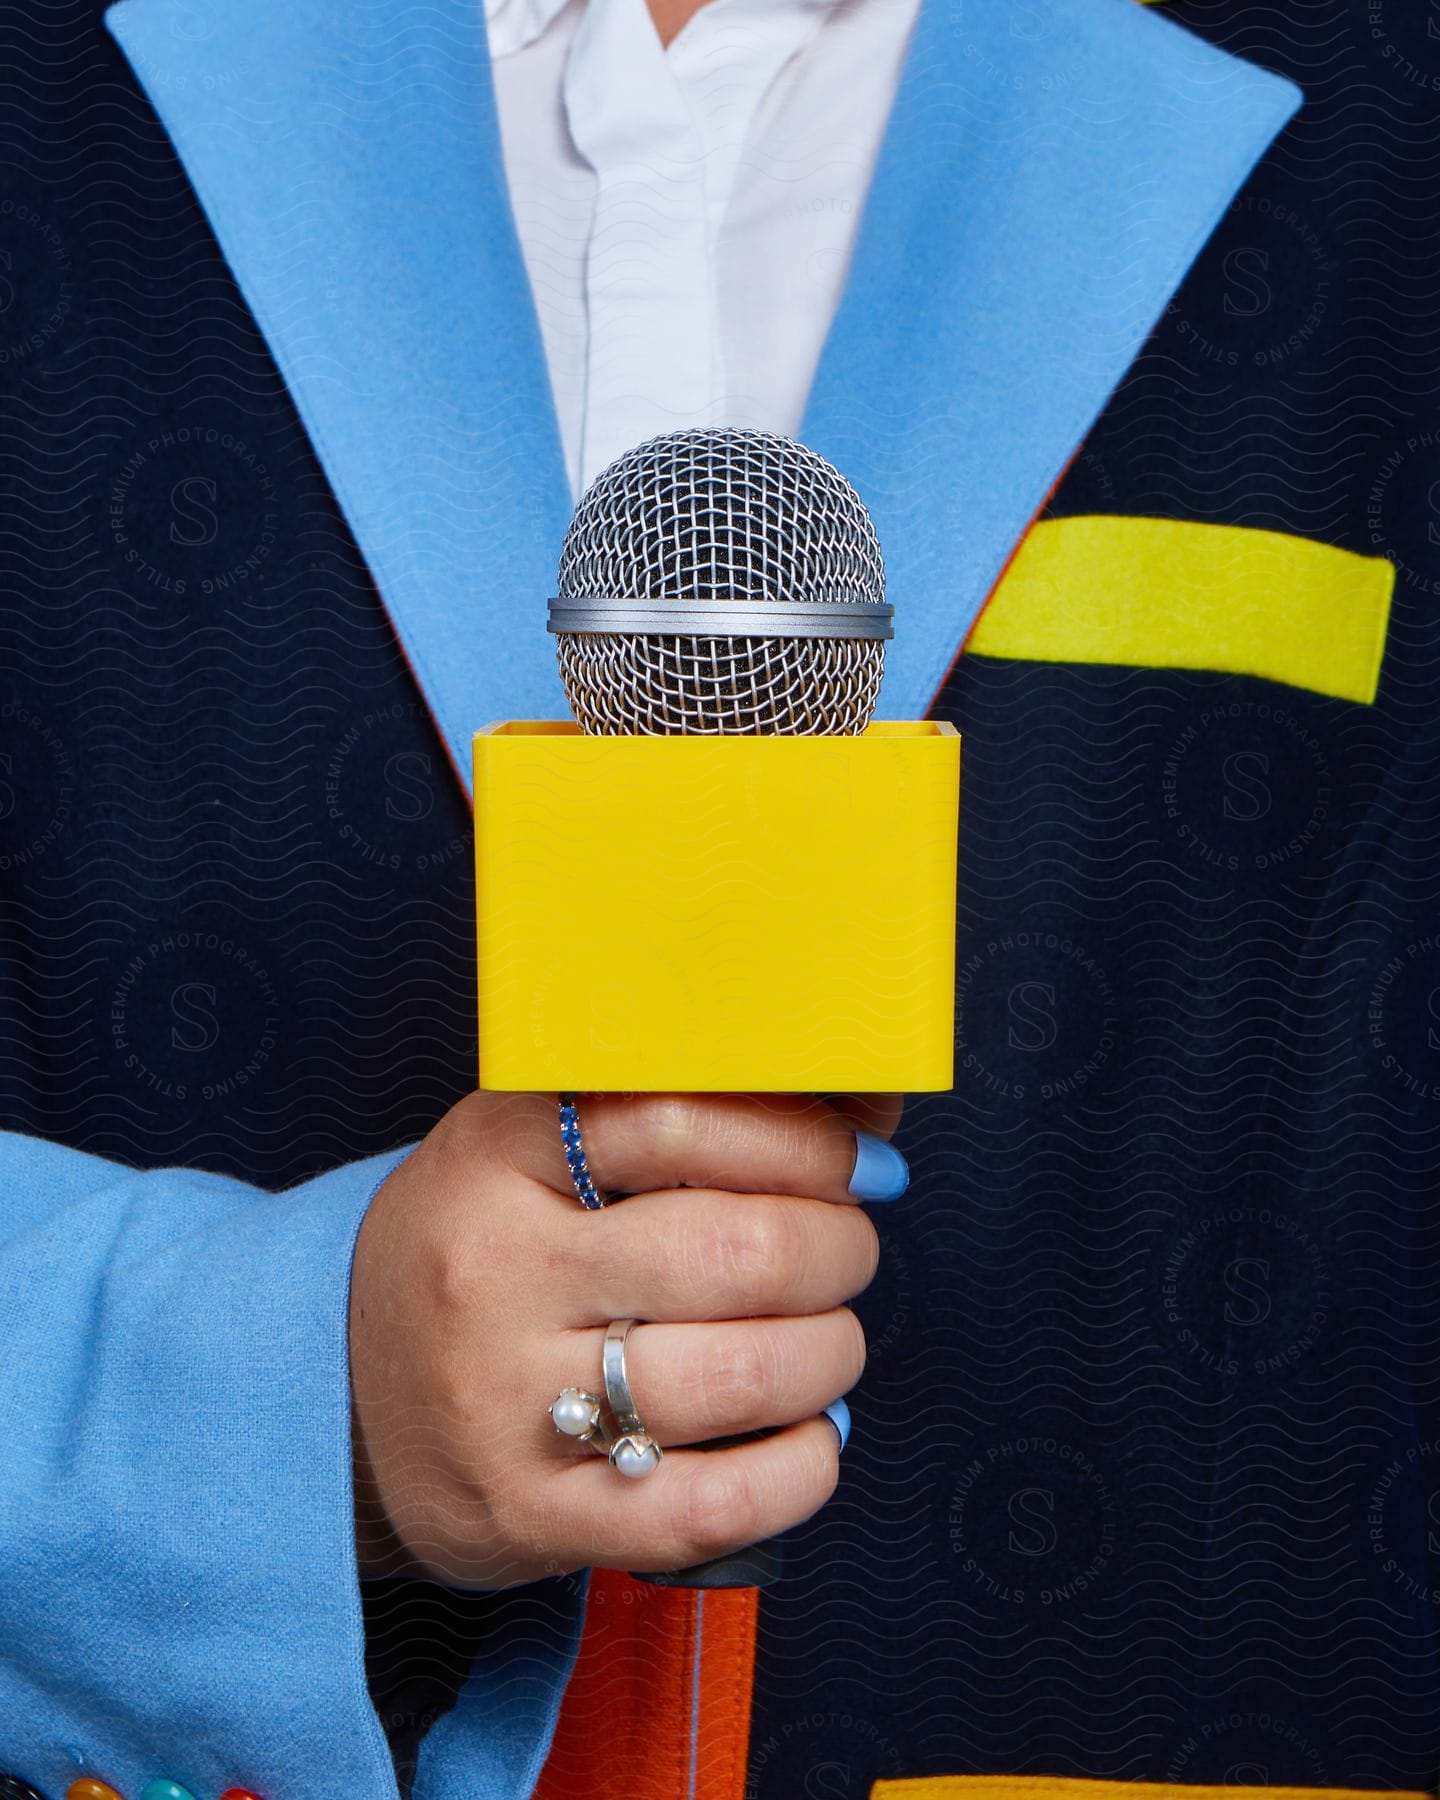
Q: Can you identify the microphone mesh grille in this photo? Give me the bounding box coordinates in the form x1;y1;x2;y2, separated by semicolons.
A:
554;428;886;735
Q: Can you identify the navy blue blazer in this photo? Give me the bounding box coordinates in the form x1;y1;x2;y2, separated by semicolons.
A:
2;0;1437;1797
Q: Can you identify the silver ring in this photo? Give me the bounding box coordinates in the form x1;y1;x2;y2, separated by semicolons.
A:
602;1318;662;1479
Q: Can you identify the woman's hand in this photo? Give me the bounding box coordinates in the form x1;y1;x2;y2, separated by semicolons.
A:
349;1089;900;1588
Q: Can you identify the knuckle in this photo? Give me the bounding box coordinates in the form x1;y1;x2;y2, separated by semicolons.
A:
681;1462;762;1563
432;1232;487;1315
537;1215;590;1287
431;1216;526;1316
701;1329;772;1416
718;1200;803;1307
629;1094;699;1183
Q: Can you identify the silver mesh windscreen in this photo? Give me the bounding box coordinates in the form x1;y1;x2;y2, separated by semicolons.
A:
551;428;889;735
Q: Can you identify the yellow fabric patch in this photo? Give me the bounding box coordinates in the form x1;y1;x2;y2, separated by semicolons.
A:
872;1780;1430;1800
968;515;1394;705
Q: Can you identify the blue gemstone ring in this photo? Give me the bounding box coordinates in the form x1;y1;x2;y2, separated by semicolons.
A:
558;1093;607;1209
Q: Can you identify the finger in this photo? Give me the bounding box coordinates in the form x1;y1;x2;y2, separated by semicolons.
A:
536;1091;904;1208
541;1414;842;1573
566;1186;880;1323
547;1310;864;1446
827;1092;904;1141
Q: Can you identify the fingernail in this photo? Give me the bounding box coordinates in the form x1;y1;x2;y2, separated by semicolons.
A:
849;1131;909;1202
823;1397;851;1452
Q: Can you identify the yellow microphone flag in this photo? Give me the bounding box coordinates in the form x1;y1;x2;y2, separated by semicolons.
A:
473;721;960;1094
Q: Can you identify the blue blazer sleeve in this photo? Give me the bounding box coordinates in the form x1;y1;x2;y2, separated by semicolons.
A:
0;1134;581;1800
0;1133;413;1798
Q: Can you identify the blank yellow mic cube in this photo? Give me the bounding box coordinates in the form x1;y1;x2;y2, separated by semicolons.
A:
473;721;960;1094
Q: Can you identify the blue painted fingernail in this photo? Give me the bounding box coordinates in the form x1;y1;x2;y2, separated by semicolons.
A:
849;1131;909;1202
823;1397;851;1452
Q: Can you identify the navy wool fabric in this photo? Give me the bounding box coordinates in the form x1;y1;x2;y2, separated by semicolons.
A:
752;5;1440;1793
2;1;1438;1796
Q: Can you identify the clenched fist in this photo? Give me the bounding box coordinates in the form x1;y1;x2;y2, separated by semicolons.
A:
349;1089;902;1588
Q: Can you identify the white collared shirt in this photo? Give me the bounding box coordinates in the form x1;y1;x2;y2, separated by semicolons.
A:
485;0;921;498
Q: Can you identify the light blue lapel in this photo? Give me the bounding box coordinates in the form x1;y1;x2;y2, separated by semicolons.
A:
106;0;1300;772
104;0;574;797
803;0;1301;718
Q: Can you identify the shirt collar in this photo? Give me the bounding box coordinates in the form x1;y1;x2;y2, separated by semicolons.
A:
484;0;574;60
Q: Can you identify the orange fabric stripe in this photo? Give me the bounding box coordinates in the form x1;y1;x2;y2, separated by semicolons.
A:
534;1568;760;1800
694;1583;761;1800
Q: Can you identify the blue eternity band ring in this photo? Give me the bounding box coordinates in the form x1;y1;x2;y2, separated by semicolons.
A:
557;1092;606;1209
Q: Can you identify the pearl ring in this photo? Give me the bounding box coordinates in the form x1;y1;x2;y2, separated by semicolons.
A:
549;1317;663;1480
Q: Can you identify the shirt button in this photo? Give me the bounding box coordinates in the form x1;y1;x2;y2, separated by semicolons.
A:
139;1785;198;1800
66;1784;125;1800
218;1792;267;1800
0;1776;49;1800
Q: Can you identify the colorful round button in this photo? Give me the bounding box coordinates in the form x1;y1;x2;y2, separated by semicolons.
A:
66;1784;123;1800
0;1775;49;1800
218;1792;267;1800
139;1784;197;1800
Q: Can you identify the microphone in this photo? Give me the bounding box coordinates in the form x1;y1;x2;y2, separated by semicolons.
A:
548;426;892;736
549;428;891;1589
471;427;959;1589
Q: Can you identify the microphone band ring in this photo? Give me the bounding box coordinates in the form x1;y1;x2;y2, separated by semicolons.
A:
547;595;894;641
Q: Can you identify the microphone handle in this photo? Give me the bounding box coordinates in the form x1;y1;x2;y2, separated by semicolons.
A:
631;1535;784;1589
628;1429;785;1589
